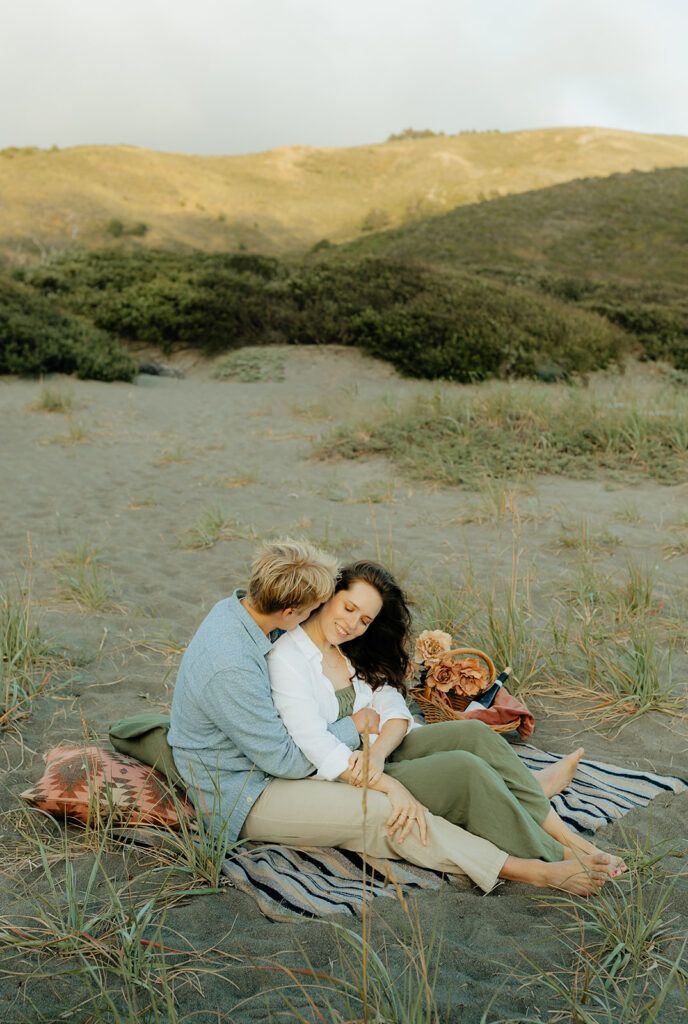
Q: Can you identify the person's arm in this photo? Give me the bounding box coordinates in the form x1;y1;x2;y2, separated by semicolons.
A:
349;717;408;786
202;661;357;780
348;684;414;781
341;768;428;844
269;652;361;781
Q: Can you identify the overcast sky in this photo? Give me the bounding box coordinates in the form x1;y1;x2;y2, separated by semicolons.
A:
2;0;686;155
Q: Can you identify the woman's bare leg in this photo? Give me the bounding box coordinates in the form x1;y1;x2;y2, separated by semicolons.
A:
533;748;585;798
499;852;613;895
540;808;627;874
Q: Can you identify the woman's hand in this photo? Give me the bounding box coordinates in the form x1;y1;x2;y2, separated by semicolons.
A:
348;751;385;788
380;777;428;845
346;751;384;788
351;707;380;736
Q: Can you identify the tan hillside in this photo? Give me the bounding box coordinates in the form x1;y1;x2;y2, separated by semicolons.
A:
2;126;688;261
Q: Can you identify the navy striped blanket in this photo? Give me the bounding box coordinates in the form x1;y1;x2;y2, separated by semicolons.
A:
216;746;686;920
125;748;687;921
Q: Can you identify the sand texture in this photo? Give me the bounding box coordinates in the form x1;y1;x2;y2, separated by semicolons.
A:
1;348;686;1022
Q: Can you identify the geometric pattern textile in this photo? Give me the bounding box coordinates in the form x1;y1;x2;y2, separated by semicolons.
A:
20;746;193;827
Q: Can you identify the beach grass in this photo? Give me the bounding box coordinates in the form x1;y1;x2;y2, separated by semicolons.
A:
512;835;688;1024
557;520;620;558
53;542;117;611
248;907;445;1024
33;385;74;414
0;808;241;1023
212;346;286;382
154;441;188;465
415;553;545;695
1;579;53;726
316;377;688;488
183;504;252;550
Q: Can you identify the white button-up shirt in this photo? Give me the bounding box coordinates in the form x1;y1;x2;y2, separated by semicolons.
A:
268;625;416;781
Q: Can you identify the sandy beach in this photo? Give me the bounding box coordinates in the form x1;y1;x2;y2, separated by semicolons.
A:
1;347;686;1022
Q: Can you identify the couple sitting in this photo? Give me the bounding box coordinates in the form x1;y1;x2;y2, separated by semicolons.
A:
168;539;625;895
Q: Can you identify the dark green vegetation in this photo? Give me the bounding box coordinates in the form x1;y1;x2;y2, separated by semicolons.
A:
7;248;623;383
2;167;686;381
335;166;688;370
0;275;136;381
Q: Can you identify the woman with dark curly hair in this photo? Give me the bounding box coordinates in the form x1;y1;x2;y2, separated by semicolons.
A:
268;559;626;882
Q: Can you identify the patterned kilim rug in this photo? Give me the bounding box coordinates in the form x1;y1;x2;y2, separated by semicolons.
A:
122;748;687;921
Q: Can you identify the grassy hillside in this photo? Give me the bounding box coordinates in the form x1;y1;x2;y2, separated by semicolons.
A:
323;167;688;369
5;165;688;381
333;166;688;282
2;127;688;261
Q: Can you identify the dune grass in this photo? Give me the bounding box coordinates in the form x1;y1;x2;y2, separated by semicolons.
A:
317;376;688;487
53;542;117;611
32;385;74;413
182;504;252;550
412;523;685;725
0;810;240;1023
1;580;53;727
245;903;445;1024
212;347;286;382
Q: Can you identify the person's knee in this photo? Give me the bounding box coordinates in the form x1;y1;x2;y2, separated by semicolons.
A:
362;790;393;825
461;719;503;751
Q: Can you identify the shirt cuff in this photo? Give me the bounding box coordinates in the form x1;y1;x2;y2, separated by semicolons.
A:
315;745;352;782
330;715;360;750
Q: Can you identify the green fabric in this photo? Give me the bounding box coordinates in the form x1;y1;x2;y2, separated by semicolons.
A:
386;720;563;862
335;685;357;721
108;713;184;788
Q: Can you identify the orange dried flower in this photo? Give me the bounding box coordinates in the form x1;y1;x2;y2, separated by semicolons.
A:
426;655;489;698
413;629;453;665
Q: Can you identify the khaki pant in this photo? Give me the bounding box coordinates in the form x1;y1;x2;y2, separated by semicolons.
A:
240;776;509;893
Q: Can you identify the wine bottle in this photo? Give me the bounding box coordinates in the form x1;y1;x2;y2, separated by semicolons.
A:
465;667;511;712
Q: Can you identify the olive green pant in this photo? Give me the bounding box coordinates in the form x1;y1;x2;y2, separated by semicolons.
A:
385;720;564;862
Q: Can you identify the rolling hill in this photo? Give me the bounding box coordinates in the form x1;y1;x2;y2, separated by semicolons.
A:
2;126;688;262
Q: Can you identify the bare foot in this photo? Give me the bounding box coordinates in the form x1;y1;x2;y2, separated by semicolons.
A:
562;845;627;877
536;748;585;798
542;854;615;895
499;853;616;895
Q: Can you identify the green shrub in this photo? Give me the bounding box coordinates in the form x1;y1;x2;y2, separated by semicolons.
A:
17;249;284;356
106;218;124;237
285;259;626;381
587;300;688;370
13;249;628;382
0;275;136;381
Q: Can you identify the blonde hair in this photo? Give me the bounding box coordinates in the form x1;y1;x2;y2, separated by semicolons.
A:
247;538;337;614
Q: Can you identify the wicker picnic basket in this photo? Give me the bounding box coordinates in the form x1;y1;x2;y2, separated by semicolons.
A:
410;647;520;734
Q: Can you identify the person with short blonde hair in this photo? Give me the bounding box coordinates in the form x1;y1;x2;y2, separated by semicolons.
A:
168;537;370;843
247;539;337;614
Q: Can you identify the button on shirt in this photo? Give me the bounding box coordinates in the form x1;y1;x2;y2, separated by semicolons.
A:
167;591;360;842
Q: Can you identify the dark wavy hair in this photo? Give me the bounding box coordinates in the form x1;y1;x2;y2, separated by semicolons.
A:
337;561;411;693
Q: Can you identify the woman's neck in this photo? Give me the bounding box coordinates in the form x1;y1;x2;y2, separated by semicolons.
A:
302;613;331;653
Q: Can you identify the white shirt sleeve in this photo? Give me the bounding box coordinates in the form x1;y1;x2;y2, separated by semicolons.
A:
268;650;354;782
369;684;414;733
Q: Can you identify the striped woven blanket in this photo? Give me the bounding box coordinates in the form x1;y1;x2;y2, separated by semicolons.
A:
215;746;686;920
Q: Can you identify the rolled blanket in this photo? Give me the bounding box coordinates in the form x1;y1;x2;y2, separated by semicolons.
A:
458;687;534;739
